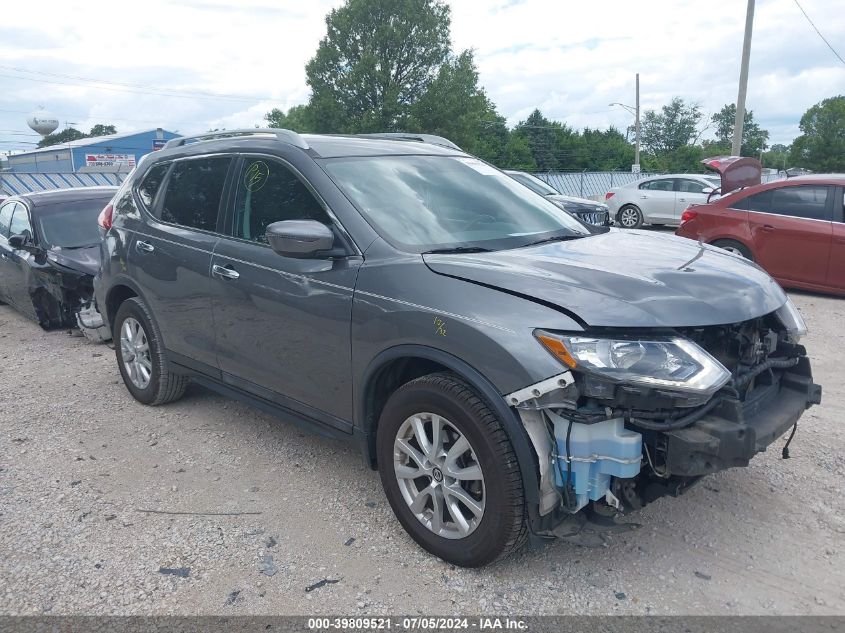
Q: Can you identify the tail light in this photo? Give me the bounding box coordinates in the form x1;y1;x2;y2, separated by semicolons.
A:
605;192;615;200
98;204;114;230
680;209;698;225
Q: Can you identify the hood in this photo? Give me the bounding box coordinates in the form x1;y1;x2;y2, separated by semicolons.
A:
46;244;100;276
548;194;607;209
423;230;786;328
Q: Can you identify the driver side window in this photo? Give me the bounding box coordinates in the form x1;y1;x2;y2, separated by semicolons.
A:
0;202;15;239
232;157;331;244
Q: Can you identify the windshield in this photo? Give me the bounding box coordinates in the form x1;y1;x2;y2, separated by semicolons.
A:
323;156;589;252
508;171;559;196
37;196;112;248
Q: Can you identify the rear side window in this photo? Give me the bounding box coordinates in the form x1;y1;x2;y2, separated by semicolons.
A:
0;201;14;238
733;189;772;212
160;157;231;232
137;163;169;210
769;185;831;220
677;179;708;193
231;157;330;244
640;179;673;192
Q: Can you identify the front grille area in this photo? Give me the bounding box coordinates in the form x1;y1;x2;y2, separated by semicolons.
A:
575;211;609;225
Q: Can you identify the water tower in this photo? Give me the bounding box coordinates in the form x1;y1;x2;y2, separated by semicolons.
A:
27;107;59;136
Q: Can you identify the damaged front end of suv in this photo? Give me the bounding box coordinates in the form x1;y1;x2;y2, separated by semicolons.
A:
508;299;821;535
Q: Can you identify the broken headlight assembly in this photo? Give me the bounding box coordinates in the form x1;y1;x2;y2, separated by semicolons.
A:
775;299;807;343
534;330;731;397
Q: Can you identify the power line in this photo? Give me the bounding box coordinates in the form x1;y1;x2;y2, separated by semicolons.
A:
792;0;845;67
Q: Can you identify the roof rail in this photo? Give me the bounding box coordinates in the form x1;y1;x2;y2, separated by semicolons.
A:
162;128;309;150
355;133;462;151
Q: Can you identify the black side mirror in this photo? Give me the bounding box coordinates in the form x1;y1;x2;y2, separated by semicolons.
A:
265;220;340;259
8;233;30;250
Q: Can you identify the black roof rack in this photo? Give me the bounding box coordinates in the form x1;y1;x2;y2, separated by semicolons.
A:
354;133;461;151
163;128;309;150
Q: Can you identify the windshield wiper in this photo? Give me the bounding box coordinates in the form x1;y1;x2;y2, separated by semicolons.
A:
520;234;583;248
423;246;492;254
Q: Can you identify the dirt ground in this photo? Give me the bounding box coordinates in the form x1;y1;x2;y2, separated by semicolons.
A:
0;291;843;616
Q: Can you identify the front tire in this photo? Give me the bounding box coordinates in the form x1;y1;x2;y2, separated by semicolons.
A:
113;297;188;405
617;204;643;228
376;373;527;567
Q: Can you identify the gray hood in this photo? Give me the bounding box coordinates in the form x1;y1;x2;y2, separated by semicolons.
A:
423;230;787;328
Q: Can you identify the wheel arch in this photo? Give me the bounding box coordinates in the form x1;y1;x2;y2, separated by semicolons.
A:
102;276;146;332
356;344;540;505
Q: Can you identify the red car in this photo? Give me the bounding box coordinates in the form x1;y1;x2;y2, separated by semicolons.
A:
675;175;845;296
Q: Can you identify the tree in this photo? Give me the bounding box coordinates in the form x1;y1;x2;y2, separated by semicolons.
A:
264;105;315;132
89;124;117;137
789;95;845;172
762;143;790;170
305;0;451;133
640;97;702;156
37;127;87;148
513;109;558;171
500;132;536;171
580;127;634;171
708;103;769;157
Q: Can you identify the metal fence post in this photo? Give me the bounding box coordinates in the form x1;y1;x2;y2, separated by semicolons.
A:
580;171;585;198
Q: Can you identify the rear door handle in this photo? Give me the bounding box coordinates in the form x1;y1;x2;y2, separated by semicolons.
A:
678;197;687;202
640;195;648;199
136;240;155;253
212;264;240;280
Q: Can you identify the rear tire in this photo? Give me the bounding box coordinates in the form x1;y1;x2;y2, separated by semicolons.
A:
113;297;188;405
712;239;753;261
617;204;643;228
376;372;527;567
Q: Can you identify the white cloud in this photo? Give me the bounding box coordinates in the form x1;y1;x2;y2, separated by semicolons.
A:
0;0;842;150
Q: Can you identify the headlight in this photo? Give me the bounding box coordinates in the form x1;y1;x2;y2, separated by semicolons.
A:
775;299;807;342
550;199;575;211
535;331;730;395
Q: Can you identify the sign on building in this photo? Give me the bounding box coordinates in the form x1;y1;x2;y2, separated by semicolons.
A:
152;140;166;151
85;153;136;168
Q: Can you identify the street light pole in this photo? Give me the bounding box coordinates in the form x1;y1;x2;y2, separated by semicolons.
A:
732;0;755;156
635;73;640;169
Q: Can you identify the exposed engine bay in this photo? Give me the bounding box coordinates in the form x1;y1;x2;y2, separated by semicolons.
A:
508;303;822;537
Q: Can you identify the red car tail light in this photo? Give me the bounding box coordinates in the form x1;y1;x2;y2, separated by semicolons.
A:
98;204;114;230
605;192;615;200
680;209;698;226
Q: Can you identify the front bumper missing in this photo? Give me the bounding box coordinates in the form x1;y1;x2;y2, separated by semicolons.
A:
75;302;112;343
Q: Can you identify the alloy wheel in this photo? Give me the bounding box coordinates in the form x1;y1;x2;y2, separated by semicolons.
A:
120;317;152;389
720;245;746;257
619;207;640;228
393;412;486;539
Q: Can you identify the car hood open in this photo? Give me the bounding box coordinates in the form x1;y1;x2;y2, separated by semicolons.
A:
46;244;100;277
423;230;787;328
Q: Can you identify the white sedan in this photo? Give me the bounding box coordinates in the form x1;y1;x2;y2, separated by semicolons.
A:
605;174;721;228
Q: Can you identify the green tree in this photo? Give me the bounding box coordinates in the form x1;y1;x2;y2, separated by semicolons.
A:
640;97;702;156
513;109;558;171
36;127;87;148
789;95;845;171
580;127;634;171
89;124;117;137
264;105;315;132
762;143;790;170
708;103;769;157
500;132;536;171
305;0;451;133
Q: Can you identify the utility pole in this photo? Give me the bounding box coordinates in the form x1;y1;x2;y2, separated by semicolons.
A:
732;0;755;156
635;73;641;171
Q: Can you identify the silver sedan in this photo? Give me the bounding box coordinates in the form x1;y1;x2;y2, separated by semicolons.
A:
605;174;721;228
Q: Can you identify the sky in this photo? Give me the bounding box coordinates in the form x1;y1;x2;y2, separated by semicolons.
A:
1;0;843;156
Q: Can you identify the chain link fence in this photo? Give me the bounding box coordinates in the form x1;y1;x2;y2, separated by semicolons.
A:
533;170;786;200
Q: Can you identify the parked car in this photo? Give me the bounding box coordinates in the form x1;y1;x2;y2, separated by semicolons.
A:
505;170;611;226
676;175;845;296
0;187;116;340
95;129;820;567
606;174;721;228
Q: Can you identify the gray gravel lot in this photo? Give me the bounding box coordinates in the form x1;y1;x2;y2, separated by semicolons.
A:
1;291;843;616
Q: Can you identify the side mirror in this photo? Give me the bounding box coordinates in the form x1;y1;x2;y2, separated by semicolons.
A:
8;233;32;250
701;187;715;194
266;220;338;259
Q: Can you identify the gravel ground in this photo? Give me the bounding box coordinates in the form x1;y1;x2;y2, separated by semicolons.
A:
0;291;843;616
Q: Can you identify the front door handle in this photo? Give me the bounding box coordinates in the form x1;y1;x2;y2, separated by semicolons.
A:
760;224;775;232
678;197;687;203
212;264;240;280
640;195;648;199
136;240;155;253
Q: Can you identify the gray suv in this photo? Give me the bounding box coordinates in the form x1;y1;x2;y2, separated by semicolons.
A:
95;129;821;567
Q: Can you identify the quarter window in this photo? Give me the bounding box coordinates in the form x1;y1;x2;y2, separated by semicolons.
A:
231;158;330;244
769;185;831;221
160;157;231;231
137;163;170;210
9;204;32;238
640;179;674;192
0;201;15;238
